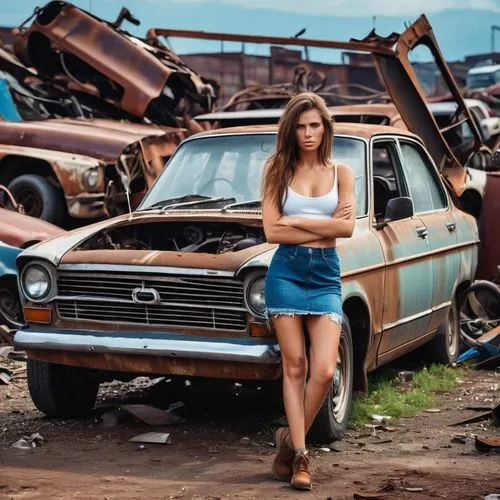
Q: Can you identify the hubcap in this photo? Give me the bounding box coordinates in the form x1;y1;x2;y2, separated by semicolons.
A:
16;188;43;218
447;304;459;357
331;333;349;423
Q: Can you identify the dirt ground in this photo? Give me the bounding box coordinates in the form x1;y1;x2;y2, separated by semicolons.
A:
0;355;499;500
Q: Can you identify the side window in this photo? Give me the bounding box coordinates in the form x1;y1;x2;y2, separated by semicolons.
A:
372;140;404;220
398;141;447;213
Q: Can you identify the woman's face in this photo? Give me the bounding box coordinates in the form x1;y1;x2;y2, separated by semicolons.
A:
295;109;325;153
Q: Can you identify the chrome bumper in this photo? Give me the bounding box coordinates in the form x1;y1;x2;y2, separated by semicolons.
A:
14;328;281;364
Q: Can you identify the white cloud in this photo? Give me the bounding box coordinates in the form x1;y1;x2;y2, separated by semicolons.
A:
166;0;500;17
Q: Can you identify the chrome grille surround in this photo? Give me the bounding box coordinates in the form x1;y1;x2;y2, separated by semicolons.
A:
55;269;247;331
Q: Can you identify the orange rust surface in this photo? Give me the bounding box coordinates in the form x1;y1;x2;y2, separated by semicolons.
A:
61;244;274;271
0;207;64;248
191;122;420;142
26;349;282;380
477;172;500;281
15;4;171;117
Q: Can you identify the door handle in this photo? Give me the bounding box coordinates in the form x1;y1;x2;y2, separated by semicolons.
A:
416;226;428;239
446;222;456;232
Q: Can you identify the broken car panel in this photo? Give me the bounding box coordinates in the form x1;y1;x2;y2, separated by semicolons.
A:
14;1;217;127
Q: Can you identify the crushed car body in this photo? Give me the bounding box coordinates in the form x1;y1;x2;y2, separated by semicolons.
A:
0;46;186;224
13;1;217;127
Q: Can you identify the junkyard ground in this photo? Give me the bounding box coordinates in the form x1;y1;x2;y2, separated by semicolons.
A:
0;356;498;500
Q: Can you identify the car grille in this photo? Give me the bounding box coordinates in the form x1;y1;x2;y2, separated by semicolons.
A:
55;271;247;331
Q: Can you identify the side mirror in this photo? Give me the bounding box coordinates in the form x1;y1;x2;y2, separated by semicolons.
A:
384;196;414;223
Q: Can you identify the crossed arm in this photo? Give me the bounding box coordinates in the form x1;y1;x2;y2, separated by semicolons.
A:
262;164;356;244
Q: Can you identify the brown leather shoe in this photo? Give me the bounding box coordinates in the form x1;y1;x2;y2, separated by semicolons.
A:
291;451;312;491
272;427;294;481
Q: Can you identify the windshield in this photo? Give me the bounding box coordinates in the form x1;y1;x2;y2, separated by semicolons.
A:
140;133;367;216
467;70;500;89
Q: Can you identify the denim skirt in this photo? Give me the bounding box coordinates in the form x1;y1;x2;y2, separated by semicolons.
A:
265;244;343;324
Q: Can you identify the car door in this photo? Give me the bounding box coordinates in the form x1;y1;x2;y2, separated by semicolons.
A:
397;139;460;333
372;138;433;363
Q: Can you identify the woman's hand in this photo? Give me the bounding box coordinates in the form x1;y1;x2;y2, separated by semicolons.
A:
333;201;353;220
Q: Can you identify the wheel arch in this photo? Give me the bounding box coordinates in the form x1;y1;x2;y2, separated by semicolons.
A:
342;294;371;393
0;155;61;187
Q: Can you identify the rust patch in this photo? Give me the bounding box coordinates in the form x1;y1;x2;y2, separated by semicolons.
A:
26;349;282;380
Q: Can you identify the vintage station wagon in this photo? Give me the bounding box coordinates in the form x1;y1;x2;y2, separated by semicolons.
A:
14;123;479;440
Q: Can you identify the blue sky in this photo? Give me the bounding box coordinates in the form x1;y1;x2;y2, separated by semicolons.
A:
4;0;500;62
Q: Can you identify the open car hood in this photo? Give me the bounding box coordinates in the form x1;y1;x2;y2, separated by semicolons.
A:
368;16;484;193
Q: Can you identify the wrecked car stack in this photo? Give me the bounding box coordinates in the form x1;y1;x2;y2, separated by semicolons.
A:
0;1;220;224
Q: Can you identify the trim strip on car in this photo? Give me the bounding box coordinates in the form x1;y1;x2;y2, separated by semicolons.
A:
58;263;235;277
383;300;451;331
14;329;281;364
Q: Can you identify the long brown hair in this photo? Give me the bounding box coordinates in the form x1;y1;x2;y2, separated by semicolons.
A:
261;92;334;213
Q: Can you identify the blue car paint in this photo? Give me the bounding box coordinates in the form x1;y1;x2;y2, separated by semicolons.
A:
0;80;22;122
0;242;21;278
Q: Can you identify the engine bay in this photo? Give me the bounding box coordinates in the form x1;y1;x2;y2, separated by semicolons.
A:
76;221;266;254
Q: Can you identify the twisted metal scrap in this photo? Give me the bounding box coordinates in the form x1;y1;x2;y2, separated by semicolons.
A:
221;63;389;111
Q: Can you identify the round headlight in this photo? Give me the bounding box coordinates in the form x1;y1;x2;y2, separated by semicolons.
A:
82;168;101;190
247;276;266;316
23;265;51;300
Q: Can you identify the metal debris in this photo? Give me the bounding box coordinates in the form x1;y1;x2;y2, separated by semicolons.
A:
11;432;44;449
475;436;500;453
121;404;186;426
129;432;172;444
449;411;493;426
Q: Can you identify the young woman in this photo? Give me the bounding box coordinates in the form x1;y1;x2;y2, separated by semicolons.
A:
261;92;355;491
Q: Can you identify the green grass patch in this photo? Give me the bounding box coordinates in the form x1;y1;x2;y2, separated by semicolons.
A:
348;364;465;429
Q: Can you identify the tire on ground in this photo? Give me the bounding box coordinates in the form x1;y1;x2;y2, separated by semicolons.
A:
309;316;354;443
27;358;99;418
7;174;66;225
424;297;460;365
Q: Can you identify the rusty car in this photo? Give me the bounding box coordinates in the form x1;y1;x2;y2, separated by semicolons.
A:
0;117;185;224
14;120;479;440
0;183;64;331
12;14;498;441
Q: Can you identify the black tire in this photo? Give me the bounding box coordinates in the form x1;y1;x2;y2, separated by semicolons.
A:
27;358;99;418
0;277;24;330
309;316;354;443
7;174;65;225
426;298;460;364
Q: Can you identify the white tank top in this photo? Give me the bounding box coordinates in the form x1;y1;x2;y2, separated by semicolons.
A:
282;164;339;220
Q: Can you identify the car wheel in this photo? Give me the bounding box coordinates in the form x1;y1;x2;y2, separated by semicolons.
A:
27;359;99;417
7;174;65;225
309;317;354;443
0;277;24;330
426;298;460;364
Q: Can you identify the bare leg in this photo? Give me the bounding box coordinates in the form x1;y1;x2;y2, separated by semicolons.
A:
272;315;307;450
303;315;342;434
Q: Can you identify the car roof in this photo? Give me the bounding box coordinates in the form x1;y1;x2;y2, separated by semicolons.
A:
195;103;400;122
189;122;419;141
468;64;500;75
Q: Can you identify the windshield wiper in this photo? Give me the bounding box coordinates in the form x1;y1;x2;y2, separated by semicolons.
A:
137;194;212;211
221;199;262;212
161;196;236;211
